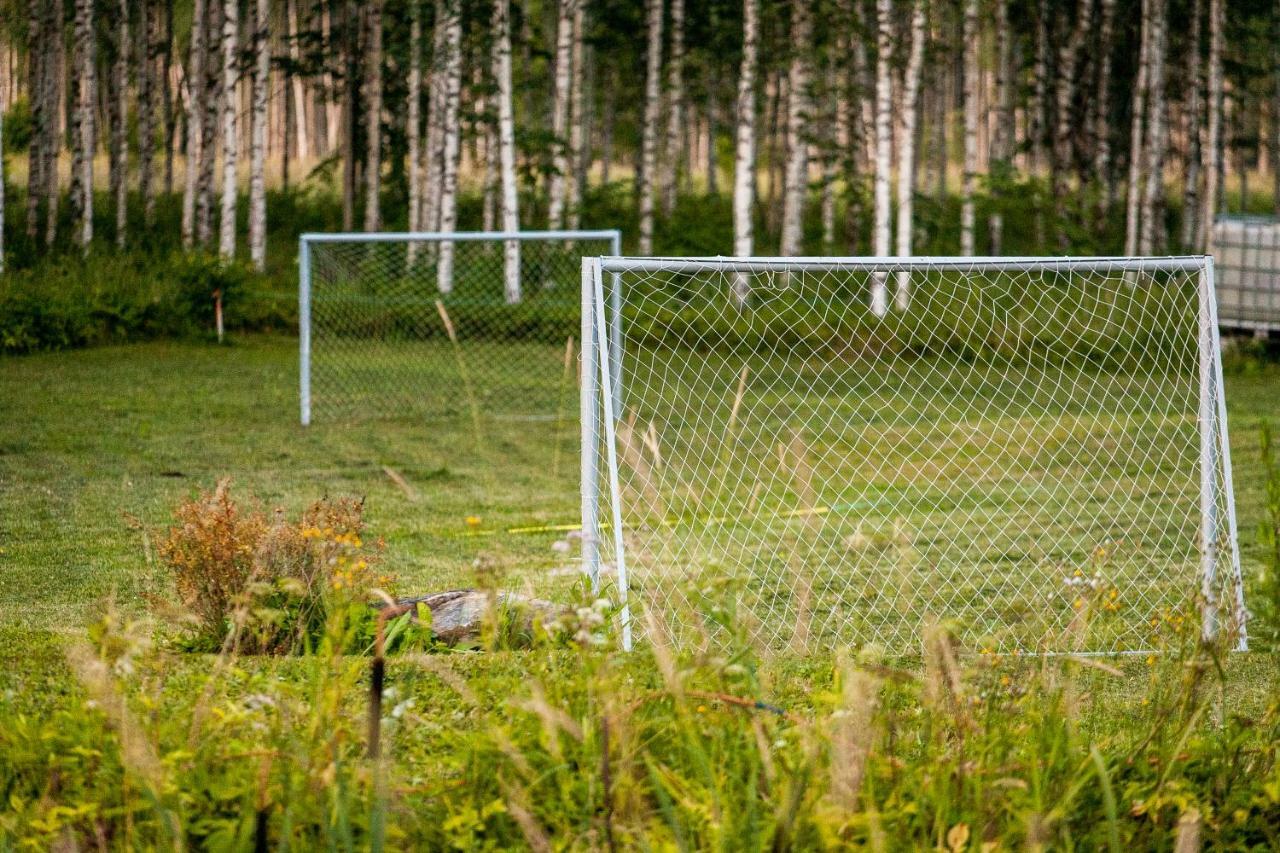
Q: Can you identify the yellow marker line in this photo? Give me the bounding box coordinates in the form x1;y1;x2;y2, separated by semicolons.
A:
450;504;837;538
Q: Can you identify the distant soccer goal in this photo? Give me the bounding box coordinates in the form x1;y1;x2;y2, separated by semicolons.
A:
299;229;621;425
1213;215;1280;332
582;256;1246;654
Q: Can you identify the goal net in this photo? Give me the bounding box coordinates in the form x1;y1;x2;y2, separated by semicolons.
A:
583;256;1246;654
300;230;620;425
1212;215;1280;332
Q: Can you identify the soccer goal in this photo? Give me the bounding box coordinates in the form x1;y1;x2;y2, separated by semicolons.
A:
1212;215;1280;332
582;256;1247;654
299;229;621;425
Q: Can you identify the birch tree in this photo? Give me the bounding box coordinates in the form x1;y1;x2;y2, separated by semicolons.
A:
1052;0;1093;247
895;0;927;310
435;1;464;293
546;0;576;229
492;0;521;302
218;0;238;259
959;0;978;256
249;0;269;269
1123;0;1152;257
112;0;129;248
406;0;423;243
989;0;1012;252
732;0;760;305
1181;0;1203;248
198;0;223;246
1138;0;1168;255
74;0;96;250
637;0;664;255
870;0;893;314
285;0;309;164
1093;0;1117;212
25;0;45;243
340;0;357;230
662;0;686;214
364;0;384;232
565;0;587;230
181;0;207;247
421;3;448;233
779;0;811;257
138;0;158;225
1200;0;1223;250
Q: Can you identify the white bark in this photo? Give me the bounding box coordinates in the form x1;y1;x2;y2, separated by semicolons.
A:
1180;0;1203;248
75;0;97;251
364;0;384;232
493;0;521;302
407;0;423;242
960;0;978;256
662;0;685;214
637;0;664;255
421;0;448;233
547;0;576;229
1124;0;1152;257
286;0;310;162
894;0;927;310
1053;0;1094;247
989;0;1011;253
138;0;157;225
113;0;129;248
218;0;238;259
249;0;269;269
565;1;587;230
435;2;463;293
182;0;207;247
732;0;760;305
1138;0;1168;255
870;0;893;315
1200;0;1223;251
779;0;811;257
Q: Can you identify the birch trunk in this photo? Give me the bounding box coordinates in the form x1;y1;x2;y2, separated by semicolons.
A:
493;0;521;302
1180;0;1202;246
218;0;238;259
546;0;575;229
1200;0;1223;250
198;0;222;246
285;0;309;162
637;0;664;255
112;0;129;248
960;0;978;255
565;1;587;230
43;0;63;248
732;0;759;306
26;0;46;242
1123;0;1152;257
248;0;269;269
75;0;96;250
341;0;357;231
1052;0;1093;248
1138;0;1169;255
162;0;175;193
364;0;383;231
989;0;1011;253
181;0;206;247
435;1;463;293
406;0;423;240
1093;0;1117;211
138;0;157;225
779;0;811;257
662;0;685;214
1029;0;1049;175
421;1;448;233
870;0;893;314
895;0;927;309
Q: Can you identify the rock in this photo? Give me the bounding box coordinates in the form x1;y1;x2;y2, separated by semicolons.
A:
391;589;563;644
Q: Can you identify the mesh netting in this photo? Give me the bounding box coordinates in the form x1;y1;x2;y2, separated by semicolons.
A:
1213;216;1280;331
303;232;618;423
587;257;1245;654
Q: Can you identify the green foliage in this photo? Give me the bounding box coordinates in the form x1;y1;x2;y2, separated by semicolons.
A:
1;95;32;152
1254;422;1280;650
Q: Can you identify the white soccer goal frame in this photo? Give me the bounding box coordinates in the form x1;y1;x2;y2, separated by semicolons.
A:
582;255;1247;654
298;229;622;426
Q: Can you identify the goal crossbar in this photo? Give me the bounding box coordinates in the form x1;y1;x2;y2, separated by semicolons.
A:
583;255;1246;655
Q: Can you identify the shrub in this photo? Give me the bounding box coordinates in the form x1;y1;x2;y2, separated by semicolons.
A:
158;479;386;653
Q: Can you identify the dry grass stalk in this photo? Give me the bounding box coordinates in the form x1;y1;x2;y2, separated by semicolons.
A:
552;335;575;477
381;465;418;502
784;427;819;650
828;659;881;812
617;412;666;522
922;620;965;717
435;299;483;440
1174;807;1202;853
498;780;552;853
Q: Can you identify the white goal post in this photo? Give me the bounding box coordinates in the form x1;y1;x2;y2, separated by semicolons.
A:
582;255;1247;655
299;229;621;425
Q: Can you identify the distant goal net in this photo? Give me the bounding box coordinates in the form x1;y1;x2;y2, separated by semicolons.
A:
300;230;620;425
583;256;1246;654
1212;215;1280;332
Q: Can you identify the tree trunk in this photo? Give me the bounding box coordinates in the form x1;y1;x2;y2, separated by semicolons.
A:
894;0;927;309
1180;0;1203;248
1052;0;1093;248
112;0;129;248
1124;0;1152;257
218;0;238;259
138;0;157;226
435;1;463;293
493;0;521;302
870;0;893;314
0;68;5;271
960;0;978;256
1200;0;1223;250
565;0;587;230
1093;0;1117;214
74;0;96;251
249;0;269;269
181;0;206;247
197;0;222;247
662;0;685;214
779;0;811;257
406;0;423;239
1272;5;1280;217
1029;0;1049;175
637;0;663;255
547;0;575;229
421;0;448;234
162;0;175;194
26;0;47;242
363;0;383;231
989;0;1012;253
341;0;358;231
41;0;64;249
732;0;759;305
1138;0;1169;255
285;0;309;164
